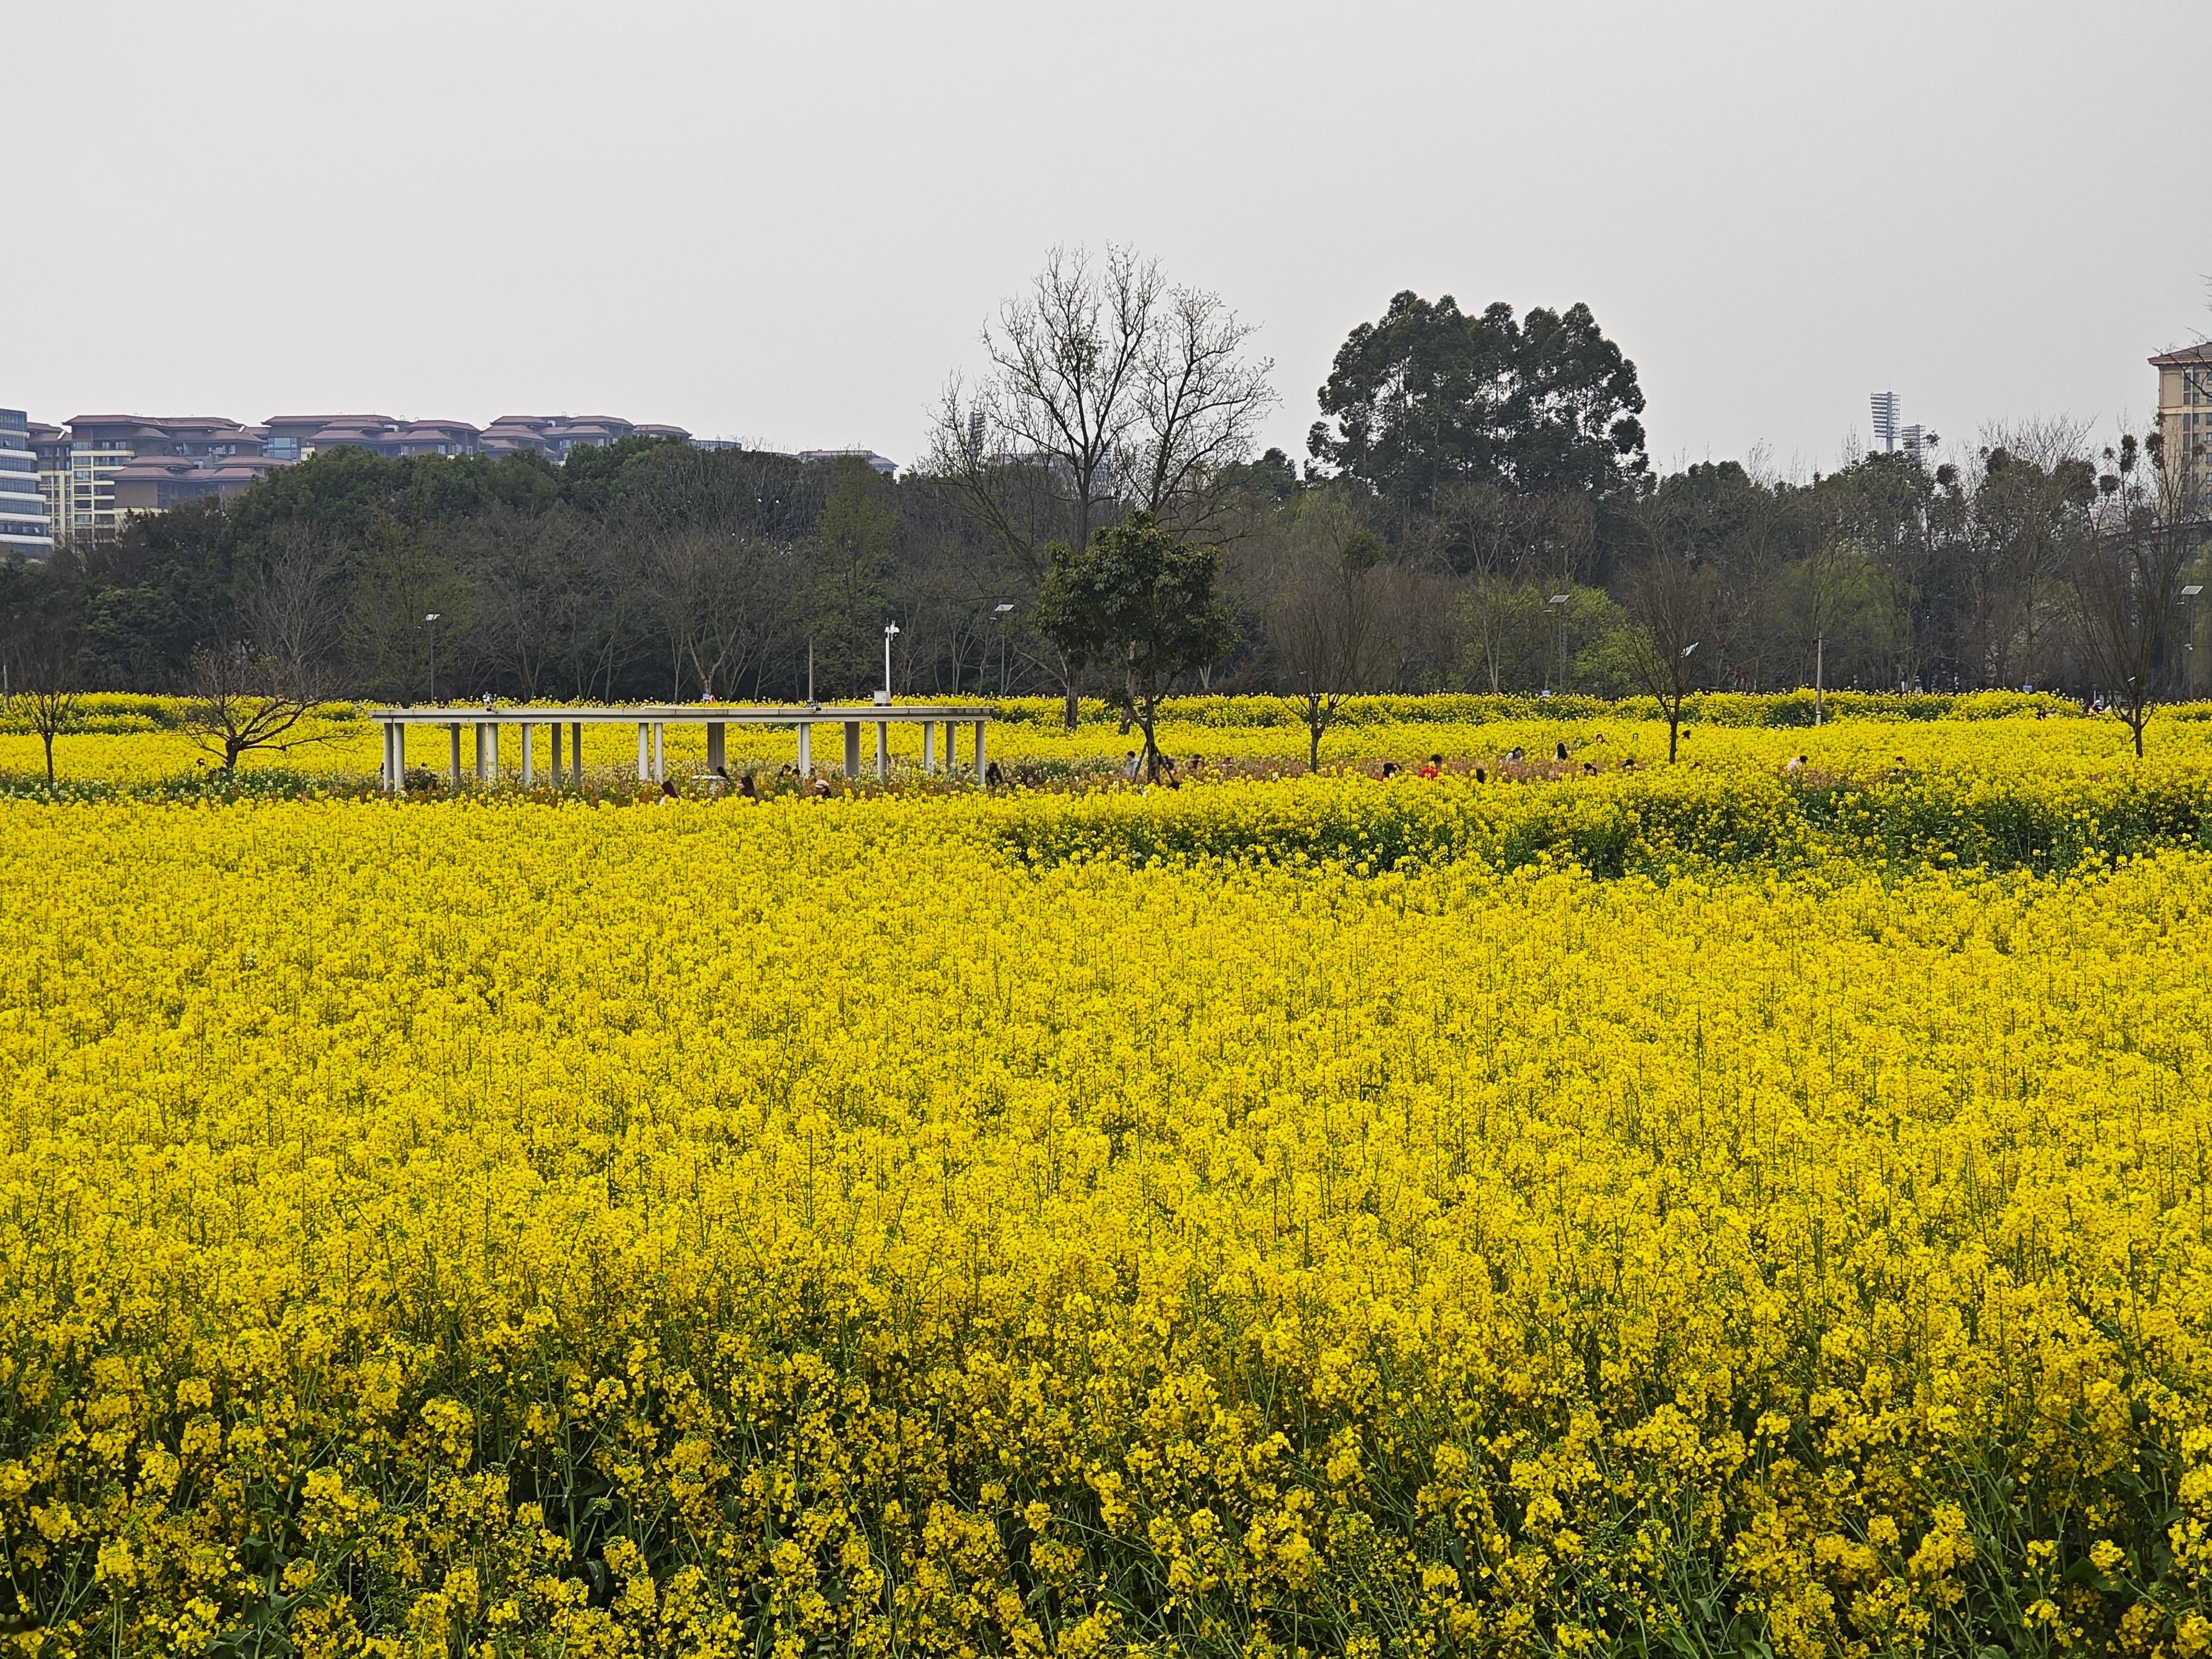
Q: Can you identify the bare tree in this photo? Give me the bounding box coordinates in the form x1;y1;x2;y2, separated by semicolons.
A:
1792;535;1886;722
1131;282;1278;534
1262;501;1390;769
2070;431;2202;757
1954;419;2095;688
926;244;1275;726
4;623;83;787
1619;498;1718;761
643;526;783;701
1372;564;1467;692
1409;484;1592;694
187;529;341;773
471;508;602;702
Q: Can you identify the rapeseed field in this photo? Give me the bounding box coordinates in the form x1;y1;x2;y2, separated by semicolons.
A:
8;691;2212;793
4;705;2212;1657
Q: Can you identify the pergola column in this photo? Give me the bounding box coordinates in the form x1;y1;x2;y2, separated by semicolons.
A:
922;722;936;773
550;720;563;779
973;720;987;782
521;723;535;786
843;722;860;779
636;723;651;782
797;722;813;774
943;720;957;775
571;723;584;786
477;723;497;785
706;722;726;774
875;721;888;781
448;724;462;790
652;723;665;782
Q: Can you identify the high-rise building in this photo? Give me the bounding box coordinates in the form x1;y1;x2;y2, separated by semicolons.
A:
1868;393;1926;462
1869;392;1900;452
2151;344;2212;509
0;409;53;558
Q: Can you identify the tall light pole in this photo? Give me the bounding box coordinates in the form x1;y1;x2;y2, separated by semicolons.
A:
881;622;900;703
993;602;1014;696
424;612;441;704
2185;585;2204;697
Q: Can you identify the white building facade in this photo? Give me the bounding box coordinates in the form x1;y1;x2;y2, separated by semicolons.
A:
0;409;53;558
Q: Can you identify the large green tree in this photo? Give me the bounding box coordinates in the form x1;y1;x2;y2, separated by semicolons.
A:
1033;514;1236;779
1308;292;1646;521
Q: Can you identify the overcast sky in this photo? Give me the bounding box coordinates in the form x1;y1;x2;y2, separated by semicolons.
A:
9;2;2208;478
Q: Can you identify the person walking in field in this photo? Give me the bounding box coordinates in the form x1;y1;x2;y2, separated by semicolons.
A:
1418;754;1443;779
1555;740;1569;762
1123;750;1141;782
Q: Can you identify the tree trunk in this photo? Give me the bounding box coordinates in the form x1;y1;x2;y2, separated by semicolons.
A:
1667;704;1681;763
42;732;54;787
1309;724;1321;773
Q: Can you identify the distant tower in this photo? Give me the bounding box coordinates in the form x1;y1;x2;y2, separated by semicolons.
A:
1869;392;1900;454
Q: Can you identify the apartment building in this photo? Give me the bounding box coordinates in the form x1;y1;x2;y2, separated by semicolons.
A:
795;448;899;477
480;415;692;460
36;415;266;541
18;411;902;544
111;454;286;515
0;409;53;558
2153;344;2212;509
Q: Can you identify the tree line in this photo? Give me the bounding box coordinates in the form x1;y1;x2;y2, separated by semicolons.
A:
3;244;2206;773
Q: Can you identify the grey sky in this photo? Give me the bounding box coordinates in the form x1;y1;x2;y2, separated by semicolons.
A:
10;2;2208;478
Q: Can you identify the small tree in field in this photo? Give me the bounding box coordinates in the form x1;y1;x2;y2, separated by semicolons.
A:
1620;548;1715;762
2069;431;2200;759
1266;512;1388;771
186;642;329;774
187;528;341;774
5;626;84;787
1034;513;1237;780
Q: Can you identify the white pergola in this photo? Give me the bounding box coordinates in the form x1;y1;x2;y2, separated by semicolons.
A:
373;703;996;791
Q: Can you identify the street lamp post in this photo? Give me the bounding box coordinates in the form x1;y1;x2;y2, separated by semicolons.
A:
2185;585;2204;698
424;612;441;704
880;622;900;703
993;602;1014;696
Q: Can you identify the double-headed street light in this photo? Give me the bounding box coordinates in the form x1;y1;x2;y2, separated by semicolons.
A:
881;622;901;703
